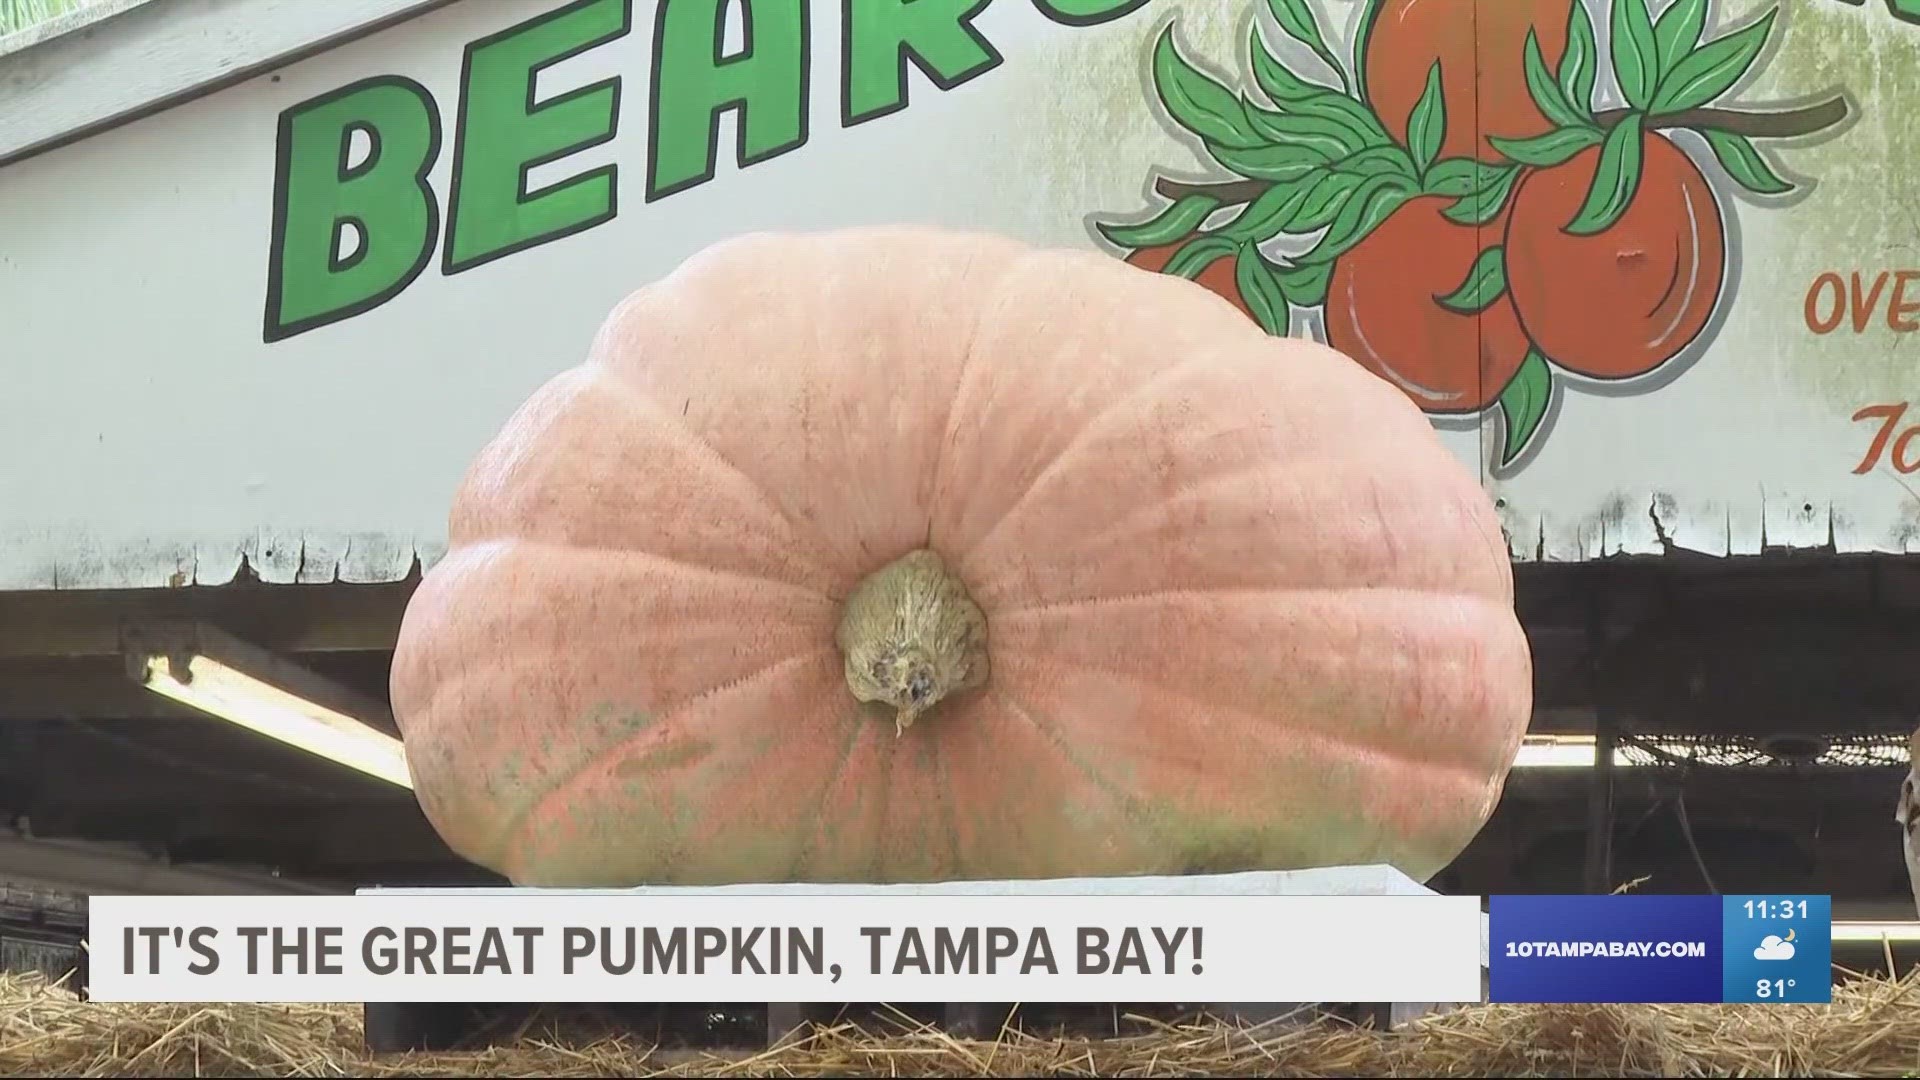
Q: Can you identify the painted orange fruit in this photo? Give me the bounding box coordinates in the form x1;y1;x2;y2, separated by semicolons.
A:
1365;0;1572;164
1126;239;1256;322
1502;133;1727;380
1324;195;1530;415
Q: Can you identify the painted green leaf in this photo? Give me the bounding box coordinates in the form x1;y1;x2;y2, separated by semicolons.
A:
1265;0;1350;95
1299;174;1415;265
1565;113;1645;236
1559;1;1599;113
1406;61;1446;174
1498;349;1554;466
1653;0;1708;80
1442;163;1523;225
1524;29;1590;128
1651;9;1777;115
1288;96;1392;147
1287;170;1370;233
1335;144;1419;179
1096;194;1222;249
1152;25;1263;150
1248;30;1390;144
1236;243;1292;336
1220;176;1322;241
1350;0;1389;105
1487;125;1603;167
1435;245;1509;314
1279;260;1334;308
1610;0;1659;110
1245;99;1372;160
1424;158;1512;199
1248;25;1338;102
1209;140;1331;183
1701;127;1794;195
1163;232;1239;278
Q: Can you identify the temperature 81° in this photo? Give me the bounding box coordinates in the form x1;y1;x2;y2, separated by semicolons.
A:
1756;977;1797;998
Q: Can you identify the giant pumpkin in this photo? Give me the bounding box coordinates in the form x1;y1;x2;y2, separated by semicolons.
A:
389;226;1532;889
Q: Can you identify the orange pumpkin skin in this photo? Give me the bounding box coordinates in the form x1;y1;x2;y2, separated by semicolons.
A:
389;226;1533;889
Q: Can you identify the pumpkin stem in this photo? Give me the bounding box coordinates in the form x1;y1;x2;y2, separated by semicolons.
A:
835;548;990;736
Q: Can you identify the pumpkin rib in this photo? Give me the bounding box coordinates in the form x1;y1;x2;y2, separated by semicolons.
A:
501;661;868;888
996;582;1519;619
920;253;1005;557
959;352;1217;569
966;459;1270;600
862;724;904;884
498;536;837;607
951;360;1510;606
591;366;839;592
927;729;967;878
390;541;833;857
491;647;830;869
448;372;834;595
446;526;827;603
784;713;871;881
392;548;828;719
975;509;1511;615
950;344;1507;607
987;685;1163;851
993;586;1530;768
989;647;1512;787
994;656;1503;878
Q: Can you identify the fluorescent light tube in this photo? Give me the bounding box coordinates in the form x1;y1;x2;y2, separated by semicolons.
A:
1513;735;1621;769
1833;921;1920;943
136;652;413;790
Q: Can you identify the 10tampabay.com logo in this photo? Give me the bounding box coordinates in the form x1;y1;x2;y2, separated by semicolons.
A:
1489;894;1831;1004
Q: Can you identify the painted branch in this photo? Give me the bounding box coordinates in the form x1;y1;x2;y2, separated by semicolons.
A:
1600;95;1851;139
1143;96;1847;211
1152;175;1271;207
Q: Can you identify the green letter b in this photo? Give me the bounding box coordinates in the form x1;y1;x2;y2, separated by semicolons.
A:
264;77;442;343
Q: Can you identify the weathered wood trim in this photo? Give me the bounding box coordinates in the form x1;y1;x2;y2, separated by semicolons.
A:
0;0;156;58
0;0;461;169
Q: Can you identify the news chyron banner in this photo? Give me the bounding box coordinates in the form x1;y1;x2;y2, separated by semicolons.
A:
1489;894;1832;1004
87;891;1832;1005
89;893;1487;1004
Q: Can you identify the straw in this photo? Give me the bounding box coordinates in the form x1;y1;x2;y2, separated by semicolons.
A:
5;967;1920;1077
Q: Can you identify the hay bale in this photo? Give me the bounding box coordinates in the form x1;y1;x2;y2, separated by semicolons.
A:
5;969;1920;1077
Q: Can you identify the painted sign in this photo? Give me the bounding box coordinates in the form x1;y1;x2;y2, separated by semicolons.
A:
0;0;1911;590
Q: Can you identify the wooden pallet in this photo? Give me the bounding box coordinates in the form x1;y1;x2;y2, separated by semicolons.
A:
0;883;87;996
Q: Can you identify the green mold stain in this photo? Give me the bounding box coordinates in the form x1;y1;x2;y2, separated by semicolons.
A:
976;0;1258;244
1725;0;1920;408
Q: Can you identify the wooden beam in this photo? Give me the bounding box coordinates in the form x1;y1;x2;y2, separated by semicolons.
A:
0;583;412;658
0;0;461;168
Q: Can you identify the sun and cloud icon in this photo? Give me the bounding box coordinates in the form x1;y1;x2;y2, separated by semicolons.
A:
1754;929;1798;961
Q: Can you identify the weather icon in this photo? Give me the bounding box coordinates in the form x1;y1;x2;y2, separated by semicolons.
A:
1755;929;1798;961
